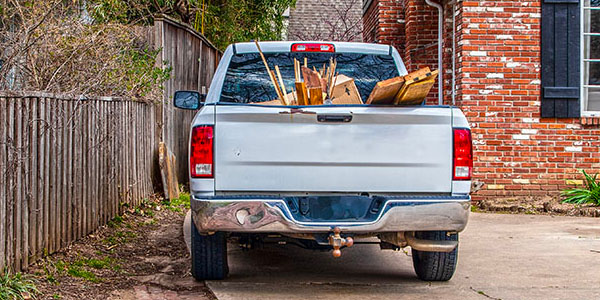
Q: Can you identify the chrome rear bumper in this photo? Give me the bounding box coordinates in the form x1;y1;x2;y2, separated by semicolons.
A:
191;195;470;234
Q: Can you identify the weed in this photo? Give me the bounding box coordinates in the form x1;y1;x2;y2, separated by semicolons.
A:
162;192;191;213
67;266;100;283
0;269;39;300
72;257;114;270
52;294;61;299
107;216;124;228
470;205;481;213
54;261;66;274
104;230;137;246
562;170;600;206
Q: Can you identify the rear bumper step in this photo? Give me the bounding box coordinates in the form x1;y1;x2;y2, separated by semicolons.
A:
191;195;470;234
404;231;458;252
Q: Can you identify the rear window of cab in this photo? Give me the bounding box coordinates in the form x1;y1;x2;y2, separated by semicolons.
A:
219;52;400;104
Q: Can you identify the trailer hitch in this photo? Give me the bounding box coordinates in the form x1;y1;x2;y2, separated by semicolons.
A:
328;227;354;258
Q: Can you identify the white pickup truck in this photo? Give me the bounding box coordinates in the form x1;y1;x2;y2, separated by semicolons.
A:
174;41;472;282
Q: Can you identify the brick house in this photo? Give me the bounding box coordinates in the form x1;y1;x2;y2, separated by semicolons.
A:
287;0;363;42
363;0;600;203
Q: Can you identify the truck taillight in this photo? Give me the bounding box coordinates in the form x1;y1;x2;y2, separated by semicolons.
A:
291;43;335;52
190;125;214;178
453;128;472;181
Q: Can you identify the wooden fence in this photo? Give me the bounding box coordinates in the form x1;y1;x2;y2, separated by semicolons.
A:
151;16;222;182
0;93;158;271
0;17;221;272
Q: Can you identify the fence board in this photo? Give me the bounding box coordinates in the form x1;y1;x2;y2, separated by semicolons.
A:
0;96;6;271
14;97;23;270
22;97;30;268
41;97;50;254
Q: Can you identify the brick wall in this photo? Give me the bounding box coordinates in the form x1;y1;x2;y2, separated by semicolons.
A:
288;0;363;42
457;0;600;202
365;0;600;203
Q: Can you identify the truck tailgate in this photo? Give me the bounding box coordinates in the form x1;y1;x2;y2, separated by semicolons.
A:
214;105;453;193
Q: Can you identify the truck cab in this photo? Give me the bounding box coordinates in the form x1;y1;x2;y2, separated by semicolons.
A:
174;41;472;282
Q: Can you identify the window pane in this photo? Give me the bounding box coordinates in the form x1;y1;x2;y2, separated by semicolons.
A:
584;10;600;33
585;36;600;59
586;62;600;85
591;0;600;7
586;87;600;111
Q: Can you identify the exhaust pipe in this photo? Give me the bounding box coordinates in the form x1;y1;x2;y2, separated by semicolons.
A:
404;232;457;253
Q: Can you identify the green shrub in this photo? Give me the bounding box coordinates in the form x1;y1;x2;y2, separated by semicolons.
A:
561;170;600;206
0;269;39;300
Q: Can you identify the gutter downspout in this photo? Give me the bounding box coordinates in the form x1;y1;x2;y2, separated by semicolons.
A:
451;0;456;106
425;0;444;105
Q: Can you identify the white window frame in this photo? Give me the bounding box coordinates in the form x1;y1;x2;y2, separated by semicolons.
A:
582;1;600;116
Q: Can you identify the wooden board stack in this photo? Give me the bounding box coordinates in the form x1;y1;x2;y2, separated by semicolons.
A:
366;67;439;105
251;40;363;106
252;41;436;106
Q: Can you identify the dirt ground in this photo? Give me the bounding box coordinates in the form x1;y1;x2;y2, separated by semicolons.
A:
26;197;214;300
476;195;600;217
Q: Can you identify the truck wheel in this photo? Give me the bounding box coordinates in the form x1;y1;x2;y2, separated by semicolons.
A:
191;219;228;280
411;231;458;281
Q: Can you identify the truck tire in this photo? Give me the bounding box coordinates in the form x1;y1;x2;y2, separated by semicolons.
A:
191;219;228;280
411;231;458;281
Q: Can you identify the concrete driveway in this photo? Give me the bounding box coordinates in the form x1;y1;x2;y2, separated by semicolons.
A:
187;213;600;300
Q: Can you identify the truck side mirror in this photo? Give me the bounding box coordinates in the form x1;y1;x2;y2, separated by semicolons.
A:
174;91;205;110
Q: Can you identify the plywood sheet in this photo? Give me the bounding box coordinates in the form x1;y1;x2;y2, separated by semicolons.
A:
366;76;405;105
331;74;362;105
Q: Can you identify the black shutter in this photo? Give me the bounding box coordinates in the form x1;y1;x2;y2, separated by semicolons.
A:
541;0;581;118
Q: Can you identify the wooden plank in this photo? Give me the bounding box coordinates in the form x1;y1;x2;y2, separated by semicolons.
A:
0;96;7;270
309;88;324;105
113;101;119;216
35;98;43;259
331;75;363;105
90;101;97;230
103;101;109;221
14;97;23;270
395;78;437;105
61;99;68;248
186;31;193;91
6;97;15;271
274;65;290;105
301;67;321;88
23;97;31;268
366;76;405;105
197;40;204;91
255;41;285;102
116;101;122;213
395;70;439;105
54;99;61;251
295;82;309;106
86;101;93;231
404;67;431;83
48;98;56;254
42;97;50;254
68;100;74;243
75;101;83;239
29;97;38;263
81;102;88;236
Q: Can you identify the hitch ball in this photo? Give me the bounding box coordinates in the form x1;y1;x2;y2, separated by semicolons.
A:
328;227;353;258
